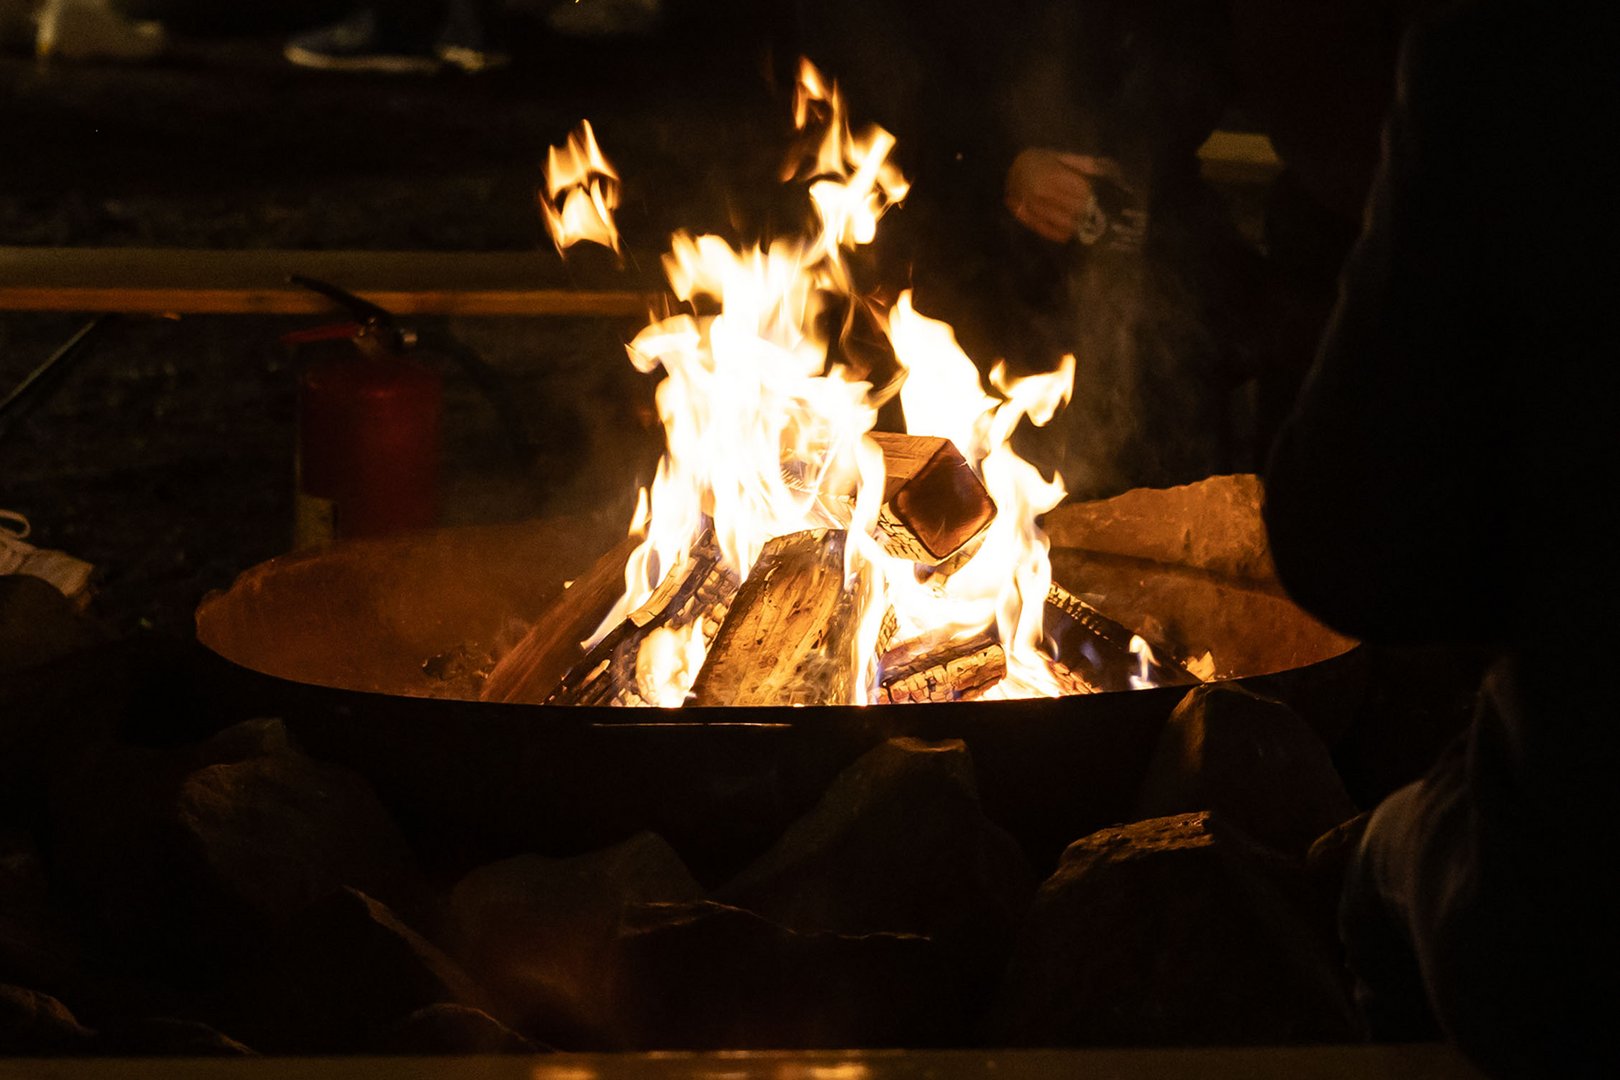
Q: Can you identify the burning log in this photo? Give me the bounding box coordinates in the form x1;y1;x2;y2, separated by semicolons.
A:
689;528;865;707
548;533;740;707
1044;583;1199;694
868;432;995;564
481;535;639;705
1045;658;1096;698
877;630;1005;704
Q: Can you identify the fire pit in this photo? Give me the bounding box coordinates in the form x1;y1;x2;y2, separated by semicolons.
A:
198;64;1357;877
195;477;1356;876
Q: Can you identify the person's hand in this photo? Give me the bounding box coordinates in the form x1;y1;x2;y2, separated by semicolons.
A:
1005;149;1125;243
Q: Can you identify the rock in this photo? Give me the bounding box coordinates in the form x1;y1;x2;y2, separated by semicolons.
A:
194;717;295;765
718;738;1034;984
174;744;422;924
378;1004;543;1055
98;1016;255;1056
1134;684;1357;855
1045;475;1275;582
990;812;1358;1046
0;829;81;994
619;900;968;1050
1;636;226;826
50;721;422;981
1305;811;1372;906
229;887;492;1053
0;983;96;1055
449;832;704;1047
0;574;108;676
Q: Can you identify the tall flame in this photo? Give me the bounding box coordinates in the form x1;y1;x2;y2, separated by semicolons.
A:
542;119;622;256
787;58;909;292
876;295;1076;698
565;60;1079;706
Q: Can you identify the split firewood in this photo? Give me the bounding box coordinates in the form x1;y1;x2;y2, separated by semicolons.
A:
1044;583;1199;693
876;606;899;658
877;628;1005;704
1046;657;1097;697
480;534;639;705
548;532;740;707
689;528;865;707
868;431;996;564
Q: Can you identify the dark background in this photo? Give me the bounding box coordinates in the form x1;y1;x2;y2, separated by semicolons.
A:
0;2;808;633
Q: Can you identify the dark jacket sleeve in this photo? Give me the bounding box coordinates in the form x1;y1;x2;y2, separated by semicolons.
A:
1281;7;1618;1073
1262;6;1522;648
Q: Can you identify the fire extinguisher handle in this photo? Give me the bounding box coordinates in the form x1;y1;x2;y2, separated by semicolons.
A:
288;275;411;352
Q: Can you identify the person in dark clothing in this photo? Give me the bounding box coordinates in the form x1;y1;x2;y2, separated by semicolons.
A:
997;0;1258;499
799;0;1256;499
1263;2;1616;1075
1228;0;1424;456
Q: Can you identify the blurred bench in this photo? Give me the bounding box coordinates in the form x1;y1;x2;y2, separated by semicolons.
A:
0;134;1281;318
0;247;651;317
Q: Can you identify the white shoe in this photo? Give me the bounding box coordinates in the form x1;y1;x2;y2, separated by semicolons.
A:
35;0;165;63
0;510;93;601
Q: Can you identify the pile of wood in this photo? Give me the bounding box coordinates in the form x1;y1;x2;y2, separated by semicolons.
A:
482;434;1196;708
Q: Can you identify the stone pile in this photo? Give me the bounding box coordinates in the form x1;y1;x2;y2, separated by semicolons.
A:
2;636;1387;1055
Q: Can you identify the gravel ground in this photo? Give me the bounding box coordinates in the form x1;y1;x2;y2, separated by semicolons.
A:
1;10;789;634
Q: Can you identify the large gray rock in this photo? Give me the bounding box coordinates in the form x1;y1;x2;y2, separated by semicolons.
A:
990;812;1359;1046
718;738;1035;981
228;887;493;1053
0;983;96;1055
51;719;422;980
1134;684;1358;854
618;900;969;1050
449;832;704;1047
174;747;420;925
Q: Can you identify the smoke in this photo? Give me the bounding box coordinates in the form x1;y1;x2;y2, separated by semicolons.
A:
792;0;1261;502
989;0;1259;501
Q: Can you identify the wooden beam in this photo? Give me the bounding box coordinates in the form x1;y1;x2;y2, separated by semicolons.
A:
0;247;654;316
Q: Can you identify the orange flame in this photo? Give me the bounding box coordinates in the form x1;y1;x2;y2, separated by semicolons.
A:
569;60;1079;705
542;120;622;257
786;58;909;291
878;295;1076;698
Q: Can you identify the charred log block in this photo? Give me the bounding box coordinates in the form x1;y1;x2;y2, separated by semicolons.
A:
690;528;864;707
548;533;739;707
1044;583;1199;694
877;629;1004;704
869;432;995;564
480;535;639;705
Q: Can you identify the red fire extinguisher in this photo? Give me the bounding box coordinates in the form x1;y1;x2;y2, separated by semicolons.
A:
285;277;442;548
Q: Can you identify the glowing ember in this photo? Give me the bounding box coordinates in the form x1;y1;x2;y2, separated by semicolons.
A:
546;60;1086;706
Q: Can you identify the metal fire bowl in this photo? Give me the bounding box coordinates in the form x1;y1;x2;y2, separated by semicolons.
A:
195;503;1359;876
